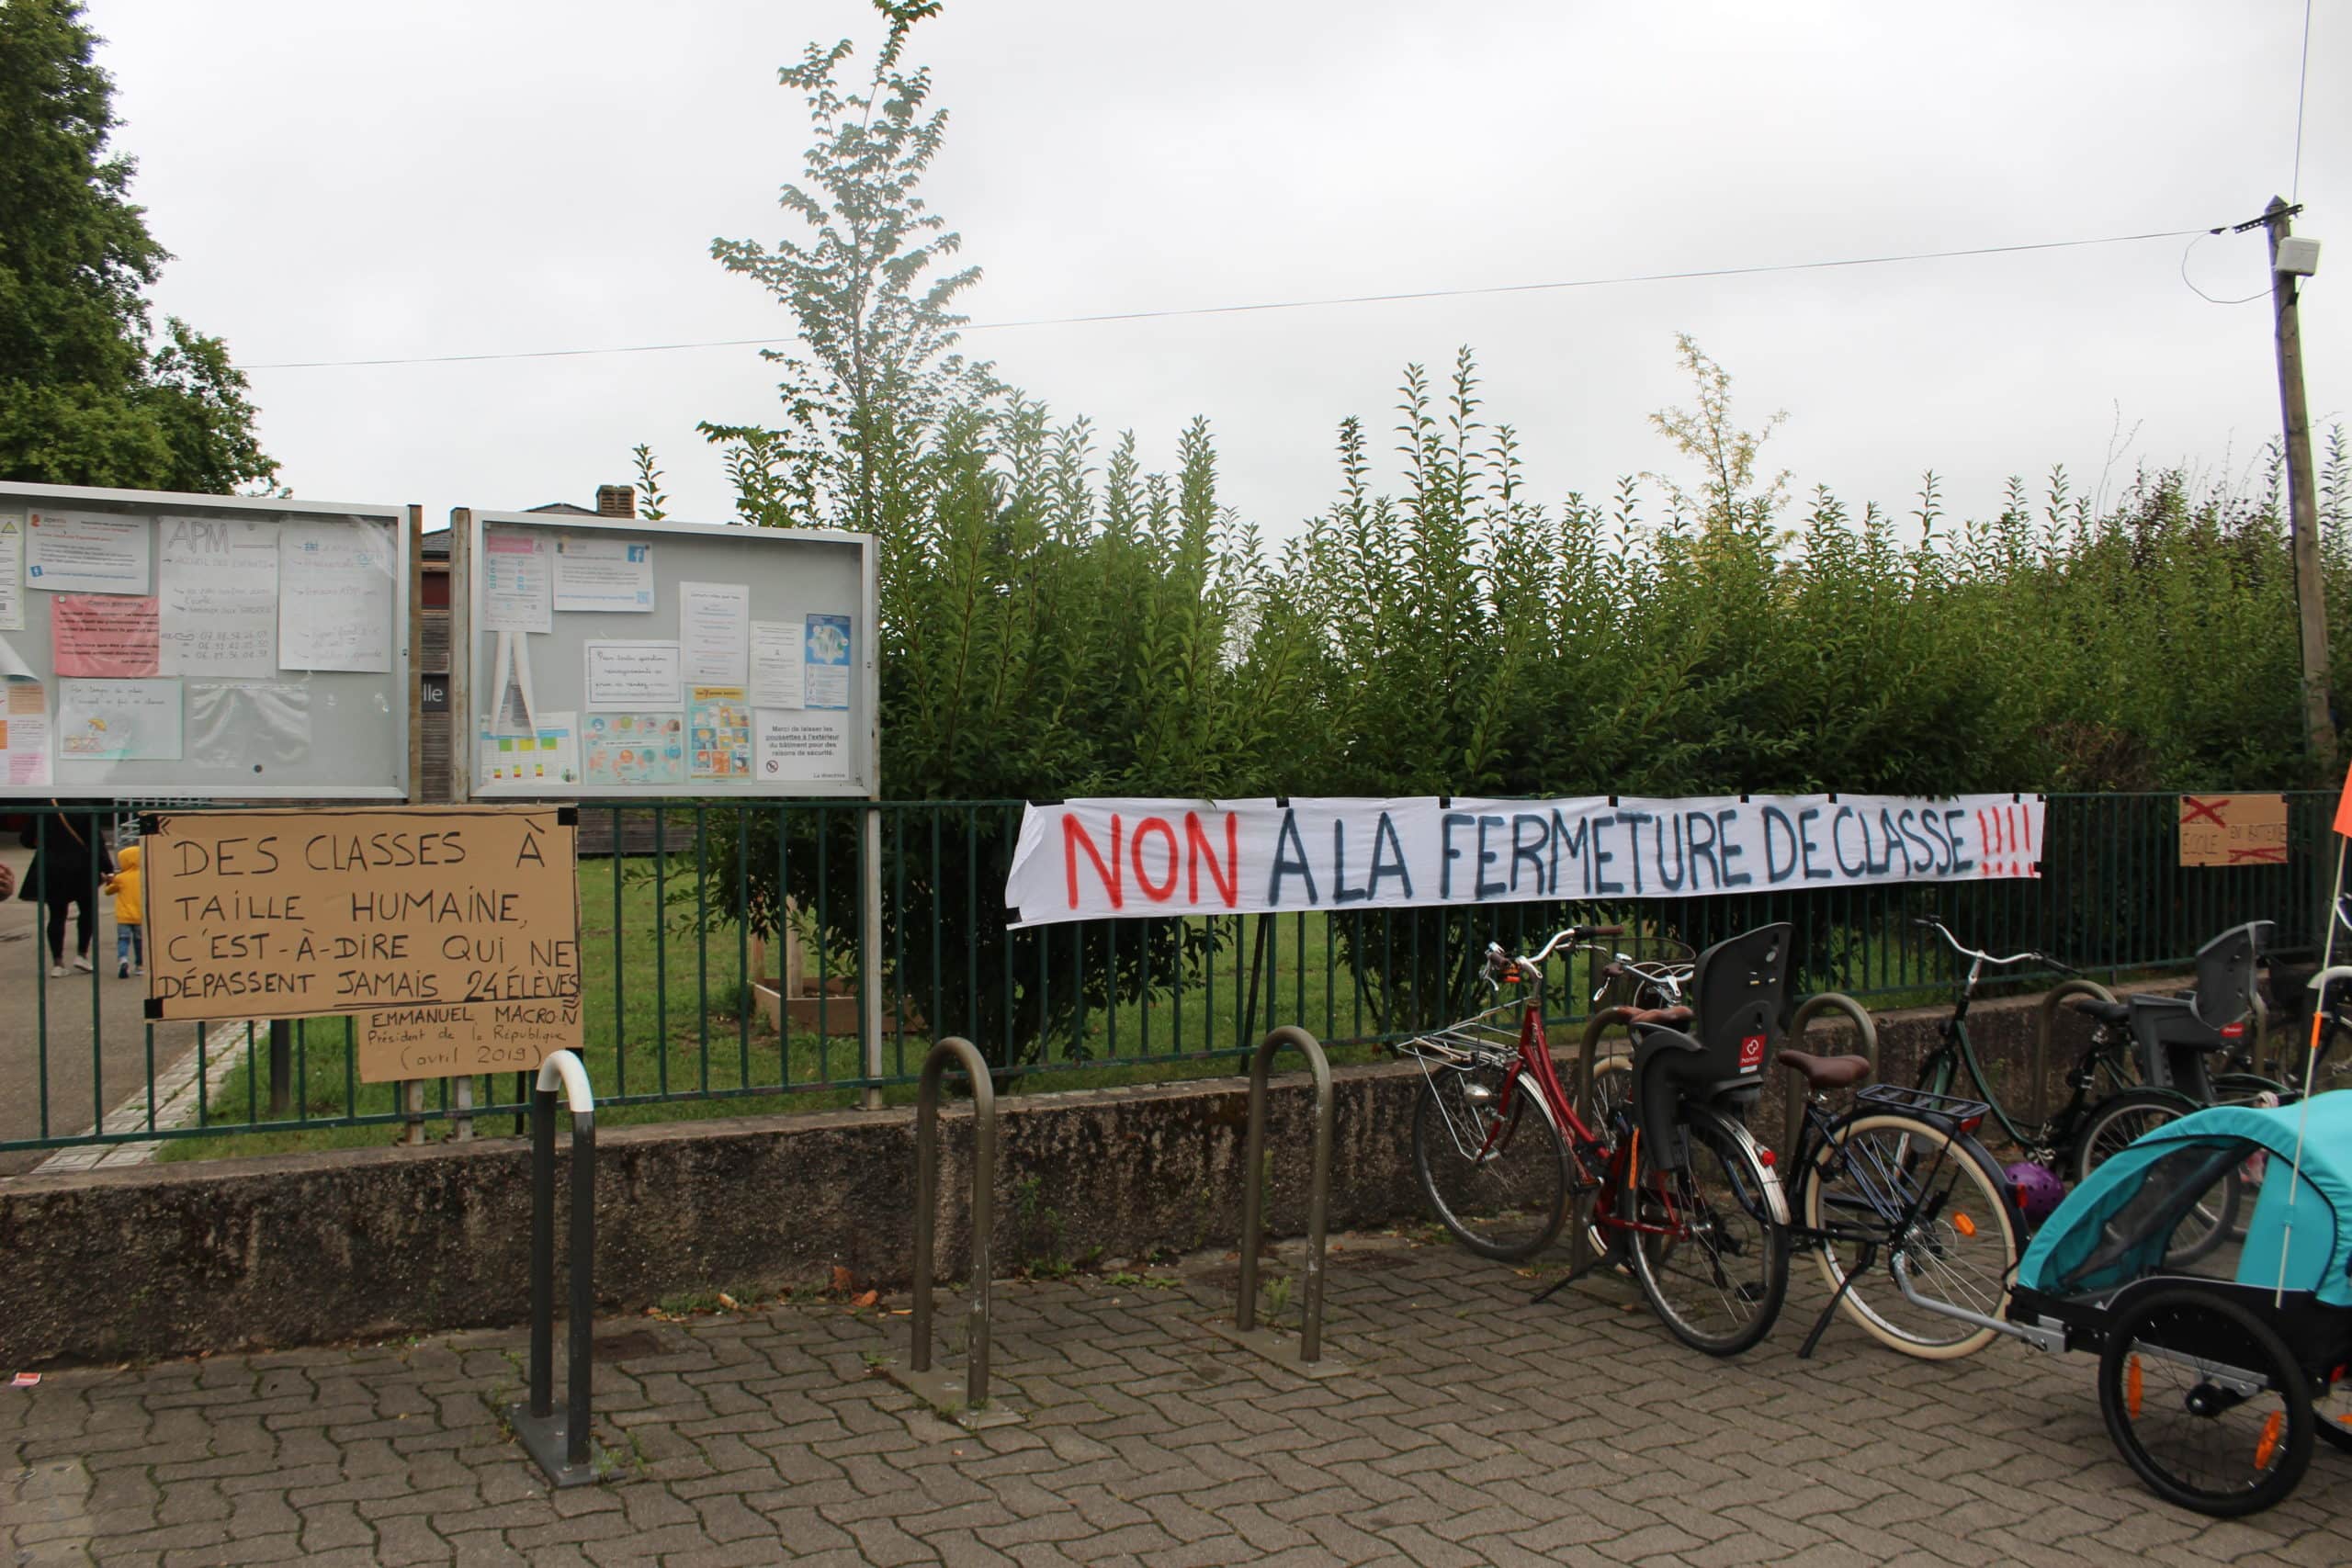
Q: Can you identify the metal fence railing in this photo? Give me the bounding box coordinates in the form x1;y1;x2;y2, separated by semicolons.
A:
0;792;2331;1164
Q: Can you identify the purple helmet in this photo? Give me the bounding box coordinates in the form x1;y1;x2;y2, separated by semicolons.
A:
2004;1160;2065;1225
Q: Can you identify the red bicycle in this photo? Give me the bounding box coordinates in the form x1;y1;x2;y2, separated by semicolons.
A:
1402;921;1792;1355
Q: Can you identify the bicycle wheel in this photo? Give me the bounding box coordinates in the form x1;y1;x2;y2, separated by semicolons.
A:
1804;1112;2018;1359
2074;1091;2241;1265
2098;1287;2312;1517
1623;1107;1786;1356
1412;1063;1569;1259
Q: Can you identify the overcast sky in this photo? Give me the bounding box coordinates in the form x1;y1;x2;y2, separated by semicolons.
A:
84;0;2349;542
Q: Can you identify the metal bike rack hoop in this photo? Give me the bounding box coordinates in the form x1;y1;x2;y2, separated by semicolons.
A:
1781;992;1880;1154
2034;979;2119;1126
888;1036;1017;1427
507;1049;606;1488
1215;1025;1343;1375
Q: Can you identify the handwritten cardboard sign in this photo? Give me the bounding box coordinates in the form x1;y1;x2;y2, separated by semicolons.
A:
2179;794;2289;867
143;805;582;1081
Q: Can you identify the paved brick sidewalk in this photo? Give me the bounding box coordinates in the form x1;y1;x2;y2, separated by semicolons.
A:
6;1229;2347;1567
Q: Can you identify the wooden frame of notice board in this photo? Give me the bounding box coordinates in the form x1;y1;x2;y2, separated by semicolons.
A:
451;509;879;801
0;480;413;800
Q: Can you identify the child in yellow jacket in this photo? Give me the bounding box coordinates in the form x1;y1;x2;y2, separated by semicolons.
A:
103;840;142;978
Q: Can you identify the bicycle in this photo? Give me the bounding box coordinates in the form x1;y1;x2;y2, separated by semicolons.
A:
1914;918;2246;1257
1403;922;1789;1355
1776;1055;2023;1360
1399;922;1645;1262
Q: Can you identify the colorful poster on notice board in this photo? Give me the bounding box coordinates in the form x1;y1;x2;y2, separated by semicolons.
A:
804;614;851;708
689;686;751;780
582;711;684;786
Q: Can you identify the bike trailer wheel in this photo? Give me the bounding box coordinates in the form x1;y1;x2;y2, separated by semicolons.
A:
2097;1287;2313;1517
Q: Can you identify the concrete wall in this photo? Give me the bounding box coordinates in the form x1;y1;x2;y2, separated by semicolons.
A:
0;981;2141;1367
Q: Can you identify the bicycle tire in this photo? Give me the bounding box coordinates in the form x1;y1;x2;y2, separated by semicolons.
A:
1411;1065;1570;1260
1803;1111;2019;1359
2073;1090;2241;1265
1623;1106;1786;1356
2098;1287;2312;1517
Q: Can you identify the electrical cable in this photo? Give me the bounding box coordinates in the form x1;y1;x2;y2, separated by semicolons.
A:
243;224;2219;371
2179;231;2269;306
2293;0;2313;202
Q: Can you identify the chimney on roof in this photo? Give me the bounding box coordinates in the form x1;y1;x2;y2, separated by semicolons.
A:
595;484;636;519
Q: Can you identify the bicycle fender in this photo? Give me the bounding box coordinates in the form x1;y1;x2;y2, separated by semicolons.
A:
1696;1106;1790;1226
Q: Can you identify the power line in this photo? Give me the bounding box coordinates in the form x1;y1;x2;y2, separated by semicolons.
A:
2293;0;2314;201
243;224;2218;371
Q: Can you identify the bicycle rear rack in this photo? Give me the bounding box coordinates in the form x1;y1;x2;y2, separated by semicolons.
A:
1854;1080;1992;1133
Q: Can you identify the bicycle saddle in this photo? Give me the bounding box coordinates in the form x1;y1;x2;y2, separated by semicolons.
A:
2069;997;2131;1027
1776;1049;1871;1091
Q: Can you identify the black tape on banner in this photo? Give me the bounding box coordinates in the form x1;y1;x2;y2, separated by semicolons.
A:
143;998;163;1020
557;807;579;826
139;814;160;838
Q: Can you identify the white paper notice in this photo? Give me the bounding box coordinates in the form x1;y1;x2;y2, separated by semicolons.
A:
679;581;750;686
158;516;277;678
553;536;654;613
754;707;853;784
584;640;682;710
482;528;552;633
25;510;150;594
0;515;22;631
278;519;393;672
748;621;806;709
0;634;34;681
57;677;182;761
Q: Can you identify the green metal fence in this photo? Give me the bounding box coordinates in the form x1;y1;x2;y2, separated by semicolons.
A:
0;792;2333;1161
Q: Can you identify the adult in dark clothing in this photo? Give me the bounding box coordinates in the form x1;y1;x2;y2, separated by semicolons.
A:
18;803;110;976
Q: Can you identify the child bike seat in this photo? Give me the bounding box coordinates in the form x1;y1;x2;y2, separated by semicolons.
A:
2126;920;2269;1098
1631;923;1791;1170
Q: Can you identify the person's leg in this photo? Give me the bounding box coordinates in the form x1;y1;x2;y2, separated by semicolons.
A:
73;896;94;962
131;923;143;972
117;924;132;977
43;888;66;967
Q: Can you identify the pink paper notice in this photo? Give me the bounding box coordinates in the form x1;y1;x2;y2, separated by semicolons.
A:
52;594;160;678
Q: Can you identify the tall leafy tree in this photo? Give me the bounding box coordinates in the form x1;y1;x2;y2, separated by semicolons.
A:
0;0;277;492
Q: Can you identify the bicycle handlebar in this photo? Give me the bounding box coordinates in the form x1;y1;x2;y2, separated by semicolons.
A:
1911;917;2071;973
1487;923;1633;974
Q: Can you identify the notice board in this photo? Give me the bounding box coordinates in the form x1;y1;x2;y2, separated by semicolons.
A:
143;804;582;1081
0;481;411;799
2179;794;2290;867
454;509;877;799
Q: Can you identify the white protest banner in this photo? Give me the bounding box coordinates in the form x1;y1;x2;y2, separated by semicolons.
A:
1004;794;2046;928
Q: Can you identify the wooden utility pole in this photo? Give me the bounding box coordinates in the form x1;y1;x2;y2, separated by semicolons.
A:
2267;196;2336;772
